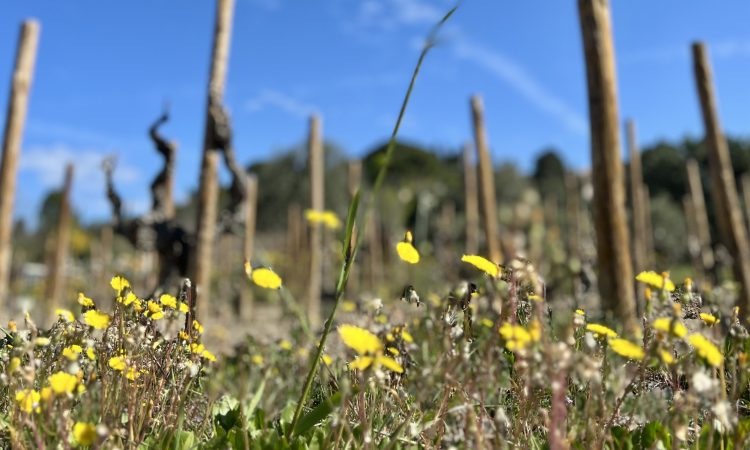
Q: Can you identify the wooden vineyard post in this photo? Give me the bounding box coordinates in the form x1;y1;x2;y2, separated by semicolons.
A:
307;114;324;328
240;174;257;320
192;0;234;319
741;173;750;236
685;159;715;275
44;163;73;322
692;42;750;319
463;142;480;255
0;20;40;311
626;119;648;274
683;196;704;279
470;95;502;263
578;0;638;333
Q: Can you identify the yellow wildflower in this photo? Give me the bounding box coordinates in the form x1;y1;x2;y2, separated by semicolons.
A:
178;331;190;341
396;231;420;264
77;293;94;308
125;367;141;381
193;320;204;334
461;254;500;278
110;275;130;292
8;357;20;373
83;310;110;329
609;338;645;361
585;323;617;338
305;209;341;229
178;302;189;313
8;320;17;332
86;348;96;360
202;350;217;362
499;322;536;351
252;354;264;366
108;356;126;371
15;389;40;413
341;301;357;313
35;337;51;346
387;347;400;356
120;292;137;306
575;309;585;316
190;343;205;354
339;324;403;373
652;317;687;337
40;387;52;401
481;318;494;328
73;422;97;446
63;345;83;361
159;294;177;309
339;325;382;355
246;264;283;289
279;340;293;351
635;271;676;292
49;371;77;395
145;301;164;320
689;333;723;367
700;312;718;326
322;354;333;366
660;350;675;365
55;309;74;322
684;277;694;291
401;329;414;343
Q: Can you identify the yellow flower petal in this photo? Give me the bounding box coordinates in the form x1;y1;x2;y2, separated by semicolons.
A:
159;294;177;309
689;333;723;367
652;317;687;337
377;355;404;373
585;323;618;338
461;255;500;278
608;338;644;361
396;242;420;264
54;309;74;322
108;356;126;371
48;371;78;395
348;356;374;371
110;275;130;292
338;325;383;355
635;271;676;292
250;267;283;289
73;422;97;446
77;293;94;308
83;310;111;329
700;312;718;326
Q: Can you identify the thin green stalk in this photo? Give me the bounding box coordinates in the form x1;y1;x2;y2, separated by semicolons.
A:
286;6;457;440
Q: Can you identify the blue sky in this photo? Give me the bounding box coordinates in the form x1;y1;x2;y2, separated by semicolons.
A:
2;0;750;225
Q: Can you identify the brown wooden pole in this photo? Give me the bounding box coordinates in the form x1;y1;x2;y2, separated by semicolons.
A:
0;20;40;310
625;119;648;273
192;0;234;319
307;114;324;328
470;95;501;263
44;163;73;321
463;142;480;255
240;174;257;320
683;196;704;279
578;0;637;332
741;173;750;236
685;158;715;273
692;42;750;318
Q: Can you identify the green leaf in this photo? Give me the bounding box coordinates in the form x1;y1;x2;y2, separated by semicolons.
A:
294;391;342;436
213;395;241;432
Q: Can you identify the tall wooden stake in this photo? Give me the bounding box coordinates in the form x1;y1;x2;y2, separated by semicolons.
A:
741;173;750;236
683;196;704;279
0;20;40;310
692;42;750;318
685;158;715;274
44;163;73;321
192;0;234;319
626;119;648;274
578;0;637;333
470;95;501;263
463;142;480;255
240;174;257;320
307;114;324;328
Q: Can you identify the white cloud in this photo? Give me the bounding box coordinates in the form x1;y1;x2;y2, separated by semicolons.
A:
19;144;144;220
452;38;588;136
245;89;318;118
